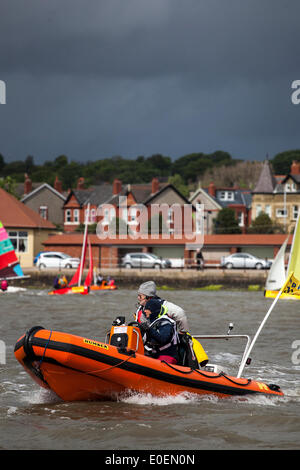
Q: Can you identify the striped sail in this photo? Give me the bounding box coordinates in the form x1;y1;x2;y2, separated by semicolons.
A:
0;221;25;279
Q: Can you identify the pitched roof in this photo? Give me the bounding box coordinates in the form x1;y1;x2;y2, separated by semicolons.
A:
0;188;55;229
21;183;67;202
65;181;176;207
203;188;252;208
253;160;277;193
129;182;168;204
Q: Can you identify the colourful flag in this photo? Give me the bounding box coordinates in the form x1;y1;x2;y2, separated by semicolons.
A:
282;271;300;296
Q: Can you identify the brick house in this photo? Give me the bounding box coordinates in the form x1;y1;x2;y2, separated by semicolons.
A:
63;176;197;237
251;160;300;233
189;183;252;234
44;177;200;267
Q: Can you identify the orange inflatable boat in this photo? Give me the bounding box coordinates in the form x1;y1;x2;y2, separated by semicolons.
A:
14;325;283;401
90;281;117;291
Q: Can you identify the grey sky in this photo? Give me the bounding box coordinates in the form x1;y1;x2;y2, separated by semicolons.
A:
0;0;299;163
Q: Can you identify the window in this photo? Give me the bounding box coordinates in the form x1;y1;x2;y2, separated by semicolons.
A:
103;208;110;224
293;205;299;220
265;205;271;218
73;209;79;223
256;204;262;218
219;191;234;201
101;207;115;225
8;231;28;253
238;211;244;227
39;206;48;220
65;209;71;223
128;207;137;224
276;208;287;218
90;208;96;223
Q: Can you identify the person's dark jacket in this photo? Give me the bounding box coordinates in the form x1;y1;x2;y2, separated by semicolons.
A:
141;316;178;361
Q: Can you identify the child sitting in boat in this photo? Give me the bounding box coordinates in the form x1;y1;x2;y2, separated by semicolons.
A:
54;275;68;289
139;298;179;364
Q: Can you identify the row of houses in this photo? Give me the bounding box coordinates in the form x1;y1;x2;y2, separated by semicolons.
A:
1;159;299;268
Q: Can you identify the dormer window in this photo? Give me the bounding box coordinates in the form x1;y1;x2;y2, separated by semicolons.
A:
219;191;234;201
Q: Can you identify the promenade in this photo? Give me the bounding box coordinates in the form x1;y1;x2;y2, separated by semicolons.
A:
17;267;269;290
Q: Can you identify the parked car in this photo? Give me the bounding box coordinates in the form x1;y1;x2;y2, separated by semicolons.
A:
220;253;272;270
121;252;171;269
33;251;47;265
36;252;80;269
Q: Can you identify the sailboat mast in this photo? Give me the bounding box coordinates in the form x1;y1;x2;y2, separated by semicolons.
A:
78;203;90;286
238;213;300;378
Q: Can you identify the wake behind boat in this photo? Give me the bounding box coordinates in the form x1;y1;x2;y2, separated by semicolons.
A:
14;323;283;401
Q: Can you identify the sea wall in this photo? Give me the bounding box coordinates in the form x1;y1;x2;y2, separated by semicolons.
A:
15;268;269;290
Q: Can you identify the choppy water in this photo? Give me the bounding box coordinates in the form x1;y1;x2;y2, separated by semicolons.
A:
0;287;299;450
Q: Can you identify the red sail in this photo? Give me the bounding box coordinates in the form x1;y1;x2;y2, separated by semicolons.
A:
84;238;93;287
68;233;87;287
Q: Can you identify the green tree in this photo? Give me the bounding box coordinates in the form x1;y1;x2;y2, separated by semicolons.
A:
168;174;189;198
25;155;35;173
0;176;18;197
0;154;5;172
248;212;284;234
272;150;300;174
213;208;241;234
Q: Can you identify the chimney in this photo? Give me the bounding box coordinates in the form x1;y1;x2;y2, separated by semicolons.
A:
151;177;159;194
290;160;300;175
208;182;216;197
77;177;85;190
54;175;63;193
24;173;32;194
113;178;122;195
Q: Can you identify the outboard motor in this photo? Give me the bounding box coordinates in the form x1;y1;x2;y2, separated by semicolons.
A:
109;318;144;354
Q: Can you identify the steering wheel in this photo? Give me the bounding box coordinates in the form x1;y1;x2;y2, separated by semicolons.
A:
128;321;140;327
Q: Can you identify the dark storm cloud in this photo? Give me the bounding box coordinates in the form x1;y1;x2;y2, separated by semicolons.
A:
0;0;300;162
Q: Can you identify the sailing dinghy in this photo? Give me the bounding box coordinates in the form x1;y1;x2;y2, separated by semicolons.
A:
48;206;92;295
48;233;92;295
0;220;28;293
264;215;300;299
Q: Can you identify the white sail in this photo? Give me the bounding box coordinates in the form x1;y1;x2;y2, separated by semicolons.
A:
265;237;288;291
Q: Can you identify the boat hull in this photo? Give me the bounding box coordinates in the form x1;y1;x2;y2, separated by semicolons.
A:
14;327;284;401
48;285;89;295
90;284;117;291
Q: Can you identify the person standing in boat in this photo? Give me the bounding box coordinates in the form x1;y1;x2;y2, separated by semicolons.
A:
139;298;179;364
135;281;189;333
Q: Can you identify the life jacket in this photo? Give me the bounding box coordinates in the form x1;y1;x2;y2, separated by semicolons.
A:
143;314;178;357
178;332;209;368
